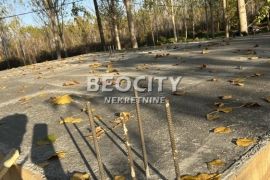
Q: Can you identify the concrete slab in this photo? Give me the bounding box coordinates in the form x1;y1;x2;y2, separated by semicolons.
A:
0;33;270;179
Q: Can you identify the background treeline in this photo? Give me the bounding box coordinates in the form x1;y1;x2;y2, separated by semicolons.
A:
0;0;269;70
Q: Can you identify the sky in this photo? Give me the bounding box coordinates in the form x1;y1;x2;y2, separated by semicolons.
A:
8;0;94;26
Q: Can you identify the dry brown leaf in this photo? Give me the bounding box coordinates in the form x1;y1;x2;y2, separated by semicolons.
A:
217;107;233;113
208;78;217;82
219;95;232;100
213;127;231;134
47;151;66;161
110;112;131;128
110;117;123;128
120;112;131;120
59;117;82;124
88;126;105;139
214;102;224;108
264;96;270;103
71;172;90;180
114;176;126;180
63;80;80;86
89;63;102;69
234;82;245;86
18;96;31;104
248;56;259;60
51;95;72;105
181;173;221;180
202;49;209;54
236;138;256;147
228;78;245;83
243;102;261;108
207;159;225;167
172;90;186;96
200;64;207;69
251;73;263;77
206;111;220;121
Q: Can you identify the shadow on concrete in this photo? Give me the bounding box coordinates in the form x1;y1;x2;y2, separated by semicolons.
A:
0;114;27;179
31;123;66;179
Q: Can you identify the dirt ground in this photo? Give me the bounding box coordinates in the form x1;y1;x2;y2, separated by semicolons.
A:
0;33;270;179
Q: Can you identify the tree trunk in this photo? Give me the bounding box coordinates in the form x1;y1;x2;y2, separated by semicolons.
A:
204;0;209;38
191;3;195;39
170;0;177;42
237;0;248;35
19;39;26;65
45;0;61;59
223;0;229;38
111;0;121;50
267;12;270;31
93;0;106;49
59;32;68;57
124;0;138;48
184;3;188;40
1;32;10;68
209;0;215;38
51;18;62;59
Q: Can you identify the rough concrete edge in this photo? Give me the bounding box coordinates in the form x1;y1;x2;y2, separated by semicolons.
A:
222;130;270;179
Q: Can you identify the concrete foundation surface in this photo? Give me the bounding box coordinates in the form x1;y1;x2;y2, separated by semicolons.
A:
0;33;270;180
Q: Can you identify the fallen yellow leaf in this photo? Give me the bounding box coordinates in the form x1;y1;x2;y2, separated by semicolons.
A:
219;95;232;100
236;138;256;147
59;117;82;124
233;82;244;86
37;134;57;146
120;112;130;120
217;107;233;113
207;159;225;167
213;127;231;134
89;63;102;69
181;173;221;180
88;126;105;139
63;80;80;86
71;171;90;180
114;176;126;180
51;95;72;105
206;111;220;121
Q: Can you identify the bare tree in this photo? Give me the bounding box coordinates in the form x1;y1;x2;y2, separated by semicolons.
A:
124;0;138;48
110;0;121;50
223;0;229;38
238;0;248;35
209;0;214;38
93;0;106;49
169;0;177;42
31;0;67;59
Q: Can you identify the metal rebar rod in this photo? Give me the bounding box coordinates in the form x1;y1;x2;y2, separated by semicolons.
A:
121;118;137;180
164;98;180;179
134;89;150;179
86;102;105;180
